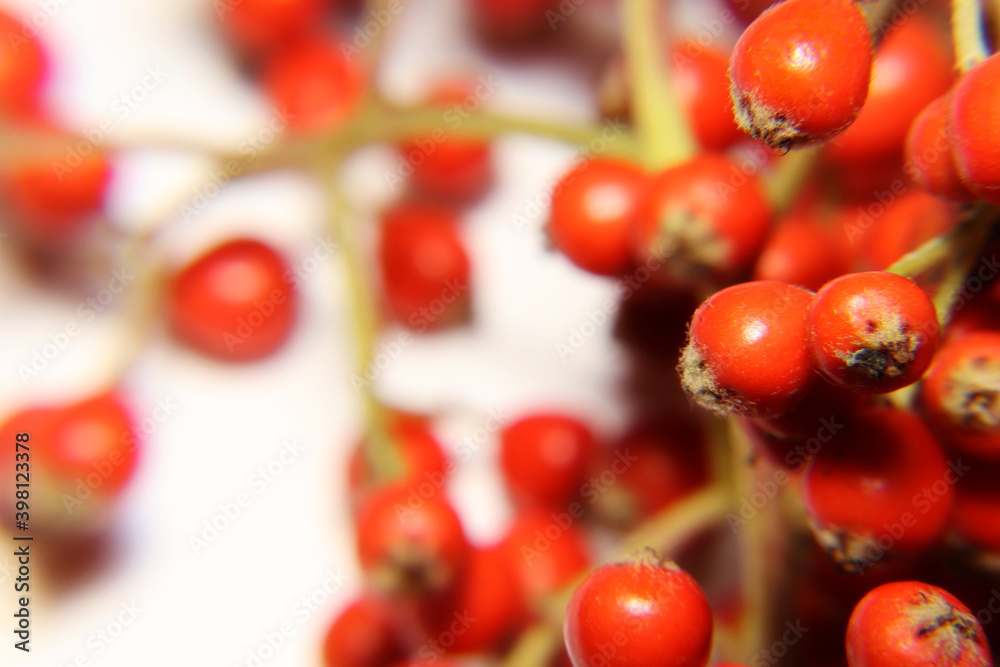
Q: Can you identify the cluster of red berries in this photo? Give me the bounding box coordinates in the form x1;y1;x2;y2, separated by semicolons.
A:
4;0;1000;666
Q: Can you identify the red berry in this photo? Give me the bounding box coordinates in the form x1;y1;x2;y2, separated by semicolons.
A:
679;280;817;418
377;203;471;331
853;190;958;272
920;332;1000;461
845;581;991;667
0;9;48;118
905;94;977;202
355;482;470;598
753;210;850;291
807;271;939;394
398;80;494;203
802;408;954;573
548;158;646;277
261;35;364;135
729;0;873;150
953;458;1000;554
500;510;590;602
950;53;1000;203
671;44;744;152
167;238;298;361
348;413;449;503
217;0;325;56
827;15;953;163
321;595;407;667
564;550;713;667
631;154;772;284
500;413;599;511
0;140;112;246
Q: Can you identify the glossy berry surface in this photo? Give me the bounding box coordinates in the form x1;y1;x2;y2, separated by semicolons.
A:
564;550;713;667
905;94;977;202
679;280;816;418
807;272;939;394
729;0;873;150
548;158;646;277
950;53;1000;204
167;238;298;361
845;581;991;667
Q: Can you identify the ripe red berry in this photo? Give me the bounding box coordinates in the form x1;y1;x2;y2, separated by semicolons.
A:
500;413;598;511
348;413;448;503
802;407;954;573
398;80;494;203
853;190;958;272
953;458;1000;554
321;595;407;667
807;272;939;394
631;154;772;284
217;0;325;56
564;550;713;667
753;211;850;291
729;0;873;150
355;481;470;598
548;158;646;277
500;510;590;602
826;15;953;163
679;280;817;418
377;203;471;331
261;35;364;135
920;332;1000;460
0;140;112;246
845;581;991;667
0;9;49;119
905;94;977;202
167;238;298;361
950;52;1000;203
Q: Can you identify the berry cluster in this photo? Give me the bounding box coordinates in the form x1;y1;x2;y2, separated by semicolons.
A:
4;0;1000;665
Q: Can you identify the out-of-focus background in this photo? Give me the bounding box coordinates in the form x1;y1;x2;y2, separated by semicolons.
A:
0;0;736;664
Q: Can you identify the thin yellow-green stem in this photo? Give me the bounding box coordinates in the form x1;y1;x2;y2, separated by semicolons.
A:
953;0;990;72
621;0;696;169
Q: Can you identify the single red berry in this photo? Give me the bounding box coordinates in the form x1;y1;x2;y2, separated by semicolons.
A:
548;158;646;277
0;9;49;118
398;80;494;203
753;211;850;291
261;35;364;135
217;0;326;56
920;332;1000;461
167;238;298;362
321;595;407;667
679;280;817;418
377;203;471;331
802;407;954;573
500;509;590;602
950;52;1000;203
729;0;873;150
852;190;958;271
827;15;953;163
589;419;710;530
905;93;977;201
0;140;112;246
845;581;991;667
564;550;713;667
499;413;599;511
807;271;939;394
631;154;772;284
348;413;449;503
355;481;470;598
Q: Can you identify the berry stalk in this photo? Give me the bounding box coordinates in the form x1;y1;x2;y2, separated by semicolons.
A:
952;0;990;72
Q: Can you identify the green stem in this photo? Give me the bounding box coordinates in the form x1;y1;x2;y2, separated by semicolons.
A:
621;0;696;169
953;0;990;72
